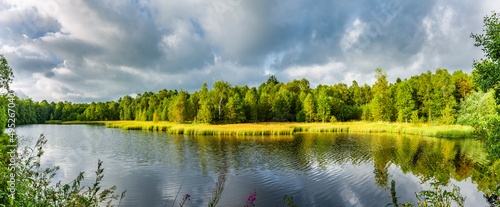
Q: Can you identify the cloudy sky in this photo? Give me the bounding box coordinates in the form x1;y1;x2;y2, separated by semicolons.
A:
0;0;498;103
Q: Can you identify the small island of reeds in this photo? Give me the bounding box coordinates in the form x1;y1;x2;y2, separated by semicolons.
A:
61;120;475;138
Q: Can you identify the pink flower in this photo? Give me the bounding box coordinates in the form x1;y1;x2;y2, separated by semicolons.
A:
245;189;257;207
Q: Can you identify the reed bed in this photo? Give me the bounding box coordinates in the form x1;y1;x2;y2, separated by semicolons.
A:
62;120;106;125
60;121;475;138
290;122;475;138
44;120;63;124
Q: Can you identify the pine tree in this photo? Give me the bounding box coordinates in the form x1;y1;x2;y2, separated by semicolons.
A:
197;83;213;124
370;68;391;121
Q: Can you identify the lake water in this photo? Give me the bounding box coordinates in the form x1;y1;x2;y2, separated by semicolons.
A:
16;124;491;206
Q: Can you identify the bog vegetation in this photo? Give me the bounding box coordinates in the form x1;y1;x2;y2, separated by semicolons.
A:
63;120;475;138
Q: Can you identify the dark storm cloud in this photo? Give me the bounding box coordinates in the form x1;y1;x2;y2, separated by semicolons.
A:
271;0;436;70
0;0;495;102
0;4;61;39
2;52;60;75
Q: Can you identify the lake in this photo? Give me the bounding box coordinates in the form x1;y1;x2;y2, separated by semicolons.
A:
16;124;491;206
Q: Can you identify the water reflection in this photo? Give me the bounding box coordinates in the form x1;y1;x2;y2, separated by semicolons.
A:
16;125;492;206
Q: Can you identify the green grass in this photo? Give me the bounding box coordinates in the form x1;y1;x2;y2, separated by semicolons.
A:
44;120;62;124
61;120;476;138
62;120;107;125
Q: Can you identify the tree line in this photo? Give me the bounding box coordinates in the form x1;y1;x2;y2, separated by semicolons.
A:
11;68;476;125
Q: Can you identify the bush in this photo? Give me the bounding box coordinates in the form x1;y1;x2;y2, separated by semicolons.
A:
0;134;125;206
457;90;499;133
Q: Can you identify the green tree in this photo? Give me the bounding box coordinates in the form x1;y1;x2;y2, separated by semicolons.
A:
418;71;435;123
361;103;373;121
226;92;245;123
303;93;315;122
299;78;311;93
61;102;73;121
370;68;391;121
266;75;279;85
119;95;131;120
471;12;500;62
84;102;97;121
107;101;120;120
244;89;259;122
168;91;188;123
457;90;498;132
470;12;500;102
213;81;231;121
161;98;170;121
472;60;500;92
197;103;213;124
452;70;474;102
0;54;14;91
187;92;200;122
332;83;350;104
272;88;293;122
316;90;331;123
153;111;160;122
95;102;108;121
37;100;51;123
258;92;272;122
53;102;64;120
434;69;457;124
197;82;214;124
396;81;415;123
349;80;364;105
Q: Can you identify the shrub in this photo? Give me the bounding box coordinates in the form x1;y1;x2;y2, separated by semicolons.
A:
457;90;499;133
0;134;125;207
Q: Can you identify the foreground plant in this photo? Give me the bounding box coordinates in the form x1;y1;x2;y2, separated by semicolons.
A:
0;134;126;206
244;189;256;207
179;194;190;207
483;116;500;206
283;195;298;207
208;165;228;207
388;179;465;207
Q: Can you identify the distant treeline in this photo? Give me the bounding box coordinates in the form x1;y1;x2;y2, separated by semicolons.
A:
12;68;474;125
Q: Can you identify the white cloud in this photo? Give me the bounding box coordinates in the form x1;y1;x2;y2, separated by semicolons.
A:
0;0;496;102
282;61;346;86
340;18;365;54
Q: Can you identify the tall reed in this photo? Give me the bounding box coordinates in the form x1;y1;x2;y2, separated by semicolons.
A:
62;120;475;138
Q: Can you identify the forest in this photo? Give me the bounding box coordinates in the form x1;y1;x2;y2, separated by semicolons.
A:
8;11;500;130
11;67;479;126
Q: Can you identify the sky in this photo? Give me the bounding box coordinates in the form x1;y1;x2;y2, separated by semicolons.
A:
0;0;498;103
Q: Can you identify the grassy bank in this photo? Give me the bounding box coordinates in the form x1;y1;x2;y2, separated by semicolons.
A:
62;121;475;138
44;120;63;124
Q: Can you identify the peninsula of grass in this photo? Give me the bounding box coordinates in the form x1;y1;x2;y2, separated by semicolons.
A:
61;120;476;138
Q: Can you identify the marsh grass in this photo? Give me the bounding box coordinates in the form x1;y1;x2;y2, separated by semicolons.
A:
63;121;475;138
44;120;62;124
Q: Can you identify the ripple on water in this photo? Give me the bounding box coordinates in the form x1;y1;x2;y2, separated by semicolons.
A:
14;125;491;207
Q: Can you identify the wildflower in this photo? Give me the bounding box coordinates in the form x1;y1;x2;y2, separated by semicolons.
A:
179;194;191;207
244;189;257;207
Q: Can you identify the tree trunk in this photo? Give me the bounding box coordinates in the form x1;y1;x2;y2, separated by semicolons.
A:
218;97;222;120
